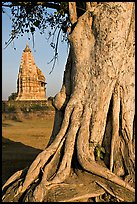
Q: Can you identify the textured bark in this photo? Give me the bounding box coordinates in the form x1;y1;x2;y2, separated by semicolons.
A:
2;2;135;202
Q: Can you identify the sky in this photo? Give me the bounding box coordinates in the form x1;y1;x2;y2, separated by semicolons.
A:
2;7;69;100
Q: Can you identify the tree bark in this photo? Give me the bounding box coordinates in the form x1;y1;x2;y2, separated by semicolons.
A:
2;2;135;202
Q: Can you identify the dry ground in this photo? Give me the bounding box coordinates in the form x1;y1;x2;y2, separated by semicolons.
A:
2;113;54;185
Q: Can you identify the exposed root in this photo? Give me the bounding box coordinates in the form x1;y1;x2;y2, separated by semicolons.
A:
2;167;28;192
22;102;84;201
31;137;65;201
3;95;135;202
47;103;83;185
2;97;135;202
2;168;28;201
3;100;85;201
96;181;124;202
110;84;120;171
79;144;134;193
3;100;75;198
77;104;135;194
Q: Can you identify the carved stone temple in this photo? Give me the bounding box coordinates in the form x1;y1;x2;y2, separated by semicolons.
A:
16;44;47;101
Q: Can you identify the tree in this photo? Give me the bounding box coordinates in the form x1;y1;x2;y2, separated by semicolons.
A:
8;92;17;101
2;2;135;202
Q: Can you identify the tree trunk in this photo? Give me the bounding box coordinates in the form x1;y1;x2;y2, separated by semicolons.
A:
2;2;135;202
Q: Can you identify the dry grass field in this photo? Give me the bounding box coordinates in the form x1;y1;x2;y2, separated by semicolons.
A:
2;113;55;185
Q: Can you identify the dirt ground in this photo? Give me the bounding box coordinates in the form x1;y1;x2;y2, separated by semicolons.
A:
2;112;54;186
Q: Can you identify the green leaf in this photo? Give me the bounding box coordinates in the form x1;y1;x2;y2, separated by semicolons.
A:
33;20;41;27
30;27;35;33
96;143;101;148
54;11;59;15
100;153;104;159
101;147;105;153
95;146;100;151
96;150;100;159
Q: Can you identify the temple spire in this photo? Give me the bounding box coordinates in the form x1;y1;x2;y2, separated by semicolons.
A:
16;44;47;101
24;42;31;52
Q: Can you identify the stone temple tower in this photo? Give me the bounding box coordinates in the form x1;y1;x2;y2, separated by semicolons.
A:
16;43;47;101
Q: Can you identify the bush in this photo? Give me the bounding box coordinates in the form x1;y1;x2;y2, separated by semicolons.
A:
20;107;30;113
8;93;17;101
30;104;49;111
48;96;54;102
11;115;22;122
6;105;16;113
2;102;6;113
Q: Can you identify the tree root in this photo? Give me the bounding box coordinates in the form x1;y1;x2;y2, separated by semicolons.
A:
2;99;135;202
110;83;120;171
75;101;134;194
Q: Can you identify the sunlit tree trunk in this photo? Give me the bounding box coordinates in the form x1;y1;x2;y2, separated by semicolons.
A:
2;2;135;202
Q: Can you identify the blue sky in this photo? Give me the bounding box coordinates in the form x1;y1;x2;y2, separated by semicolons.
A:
2;7;69;100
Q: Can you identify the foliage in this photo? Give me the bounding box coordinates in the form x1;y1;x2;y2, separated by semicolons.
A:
11;115;22;122
2;102;6;113
18;104;53;113
2;101;54;114
2;2;86;73
89;141;106;161
48;96;54;102
94;143;106;161
8;92;17;101
5;105;16;113
2;2;70;73
26;104;50;112
2;2;69;42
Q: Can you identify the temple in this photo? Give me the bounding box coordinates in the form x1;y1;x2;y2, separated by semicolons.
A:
16;44;47;101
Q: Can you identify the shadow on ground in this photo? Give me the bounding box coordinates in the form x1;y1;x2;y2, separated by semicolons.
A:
2;123;13;127
2;136;42;185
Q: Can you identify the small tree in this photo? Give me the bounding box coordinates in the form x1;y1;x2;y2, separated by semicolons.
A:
8;92;17;101
2;2;135;202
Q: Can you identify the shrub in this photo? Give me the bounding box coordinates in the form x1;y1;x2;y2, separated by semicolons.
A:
8;93;17;101
30;104;49;111
20;107;30;113
6;105;16;113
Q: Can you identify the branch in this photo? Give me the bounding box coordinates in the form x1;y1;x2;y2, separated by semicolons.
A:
48;28;62;74
68;2;77;25
86;2;92;11
2;2;66;12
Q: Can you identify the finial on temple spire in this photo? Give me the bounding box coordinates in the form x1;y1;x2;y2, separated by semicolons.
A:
24;42;31;52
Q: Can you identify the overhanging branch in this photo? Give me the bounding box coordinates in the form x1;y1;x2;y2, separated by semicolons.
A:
2;2;67;12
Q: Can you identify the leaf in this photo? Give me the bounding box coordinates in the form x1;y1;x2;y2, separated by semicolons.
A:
95;146;100;151
89;142;94;147
54;11;59;15
30;27;35;33
101;147;105;153
96;143;101;148
33;20;41;27
100;153;104;159
96;150;100;159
